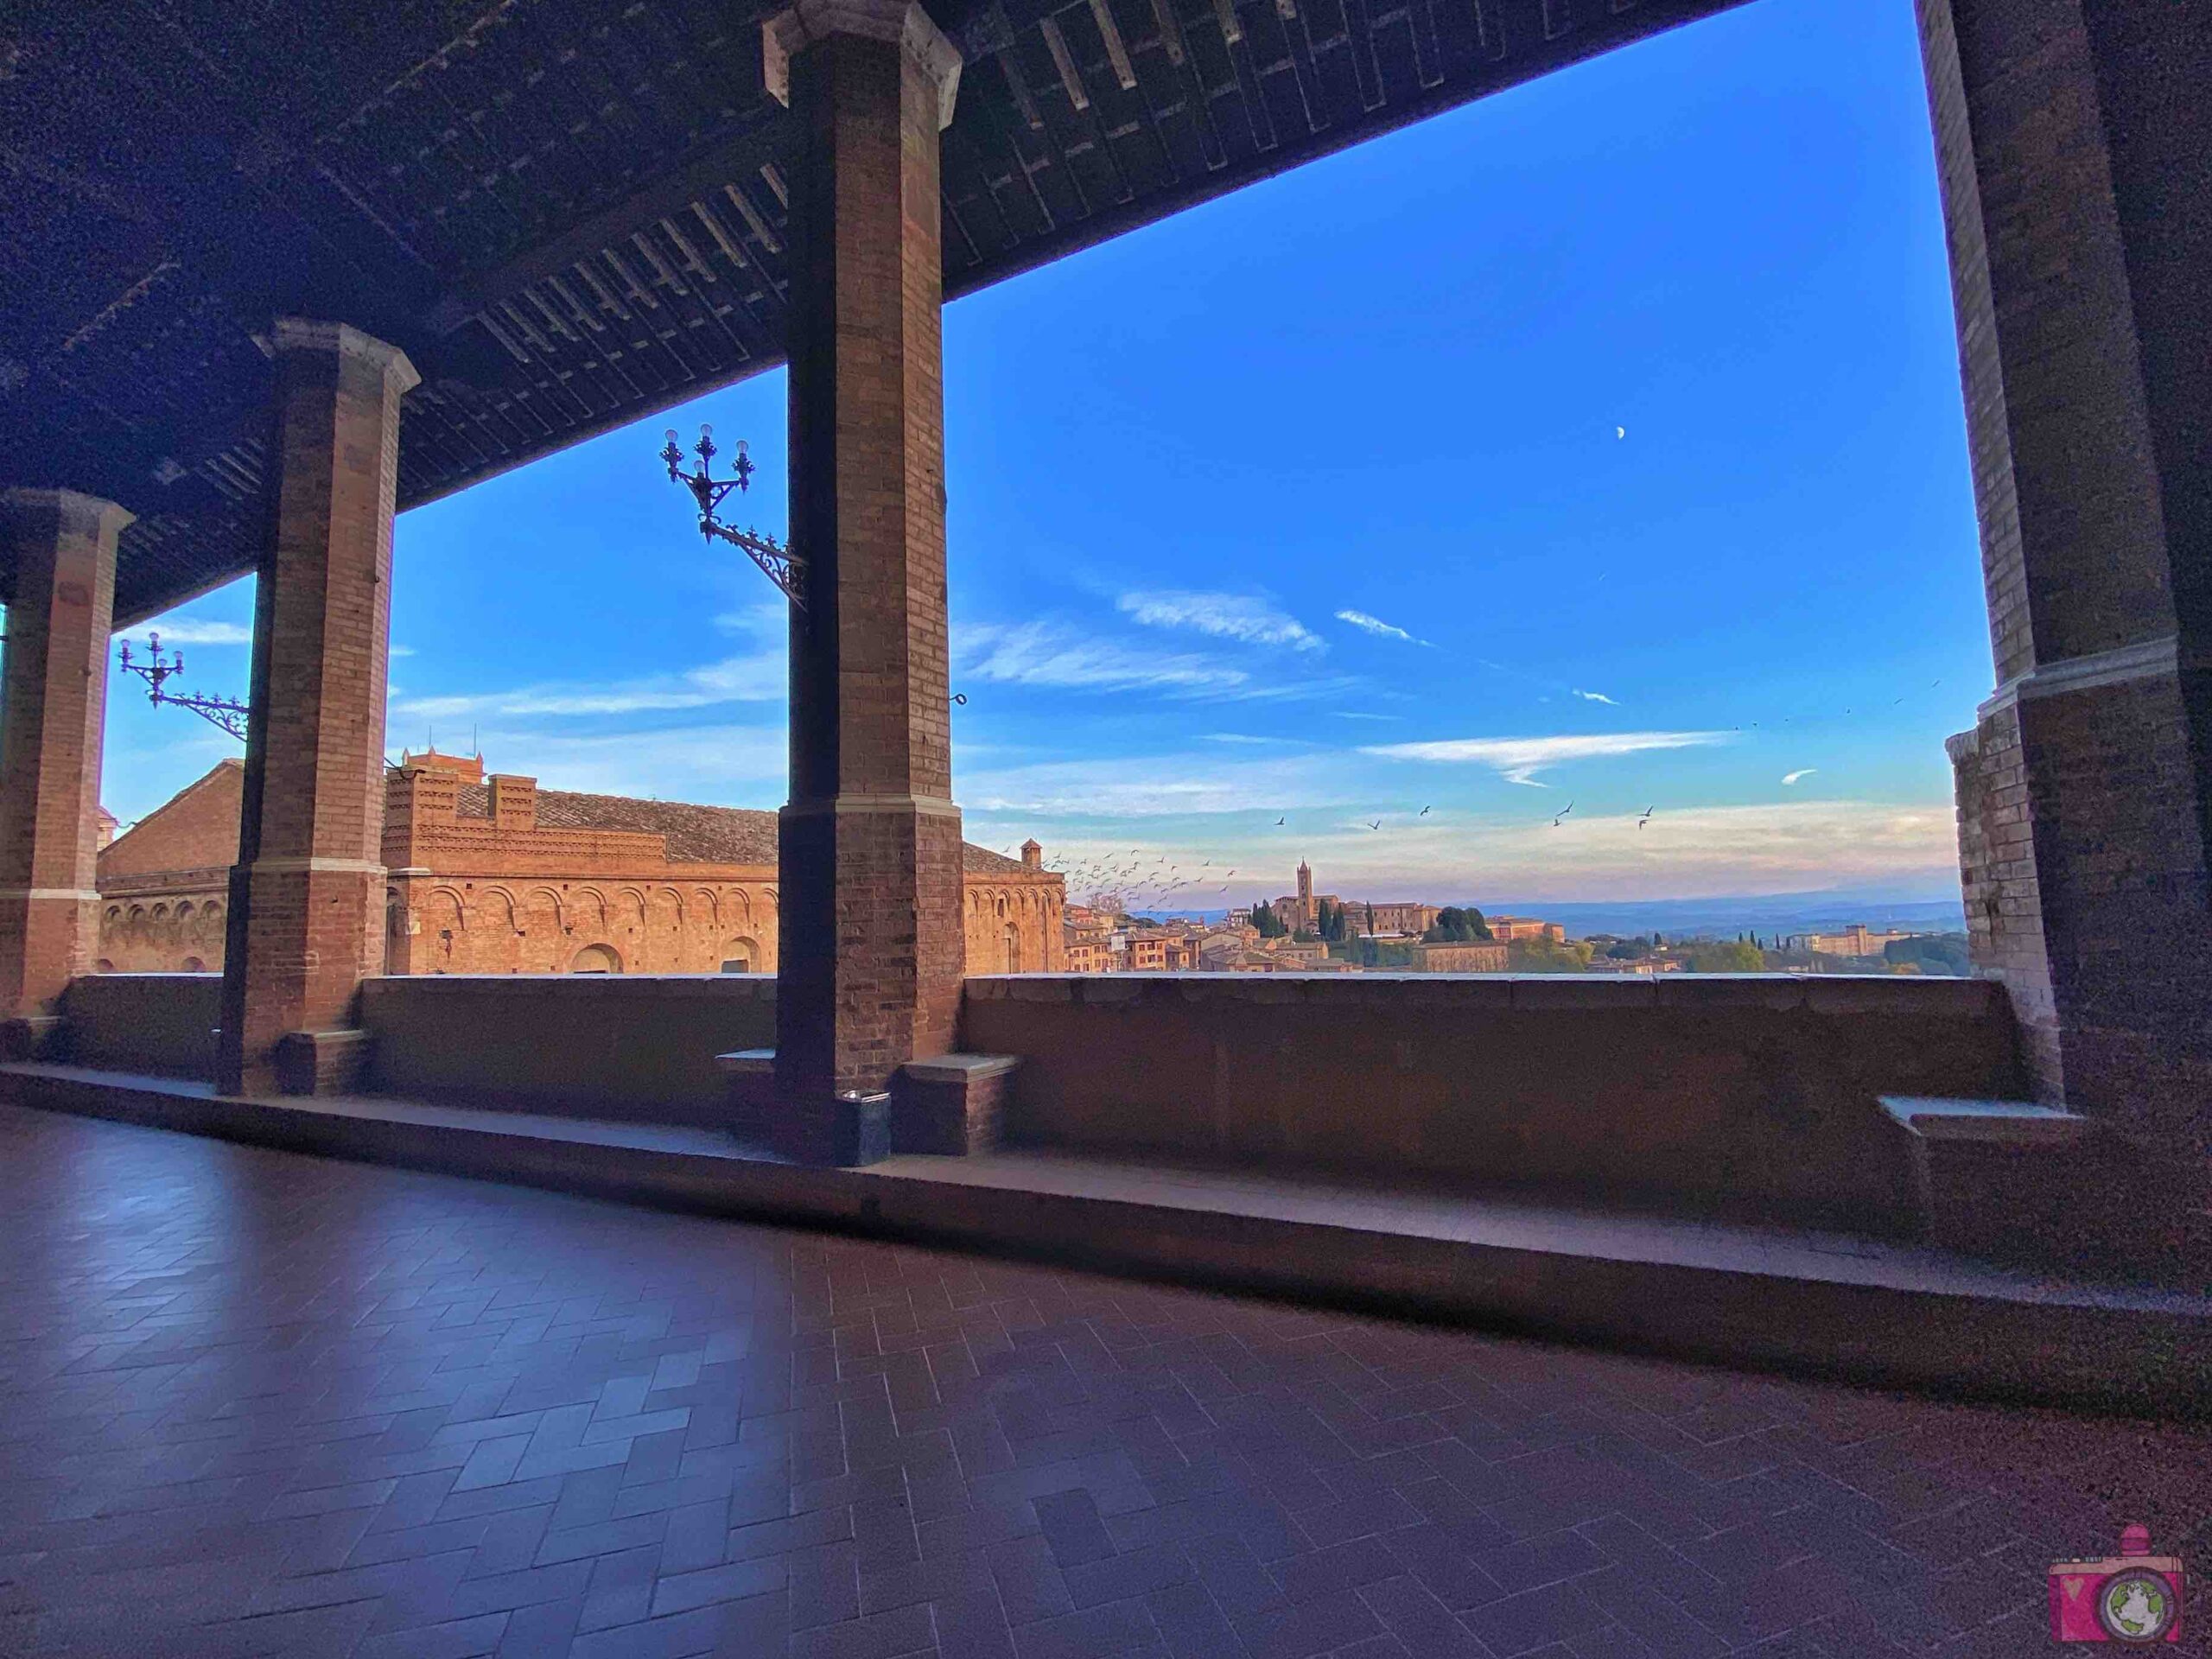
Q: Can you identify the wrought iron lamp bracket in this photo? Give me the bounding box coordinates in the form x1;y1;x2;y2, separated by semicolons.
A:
660;425;808;608
118;632;251;742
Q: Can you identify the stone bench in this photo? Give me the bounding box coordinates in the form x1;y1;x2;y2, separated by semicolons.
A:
1878;1096;2203;1277
715;1048;1019;1165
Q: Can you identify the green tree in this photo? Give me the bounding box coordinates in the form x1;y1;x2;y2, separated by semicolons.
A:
1423;906;1493;944
1884;933;1970;976
1682;938;1768;973
1251;905;1286;938
1507;938;1592;973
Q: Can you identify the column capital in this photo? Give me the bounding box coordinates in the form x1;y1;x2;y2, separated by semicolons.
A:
764;0;962;129
269;318;421;396
0;488;136;540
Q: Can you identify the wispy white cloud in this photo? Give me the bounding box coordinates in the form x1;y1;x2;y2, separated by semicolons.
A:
389;608;786;723
1200;733;1287;746
963;751;1352;819
389;645;417;659
1330;711;1400;722
391;651;785;722
957;620;1250;695
1571;689;1619;706
963;799;1961;906
460;722;787;802
126;620;252;646
1361;729;1729;787
1335;609;1428;645
1782;768;1817;785
1118;590;1323;652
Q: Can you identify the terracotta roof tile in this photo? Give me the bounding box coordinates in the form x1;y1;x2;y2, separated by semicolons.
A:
452;784;1039;875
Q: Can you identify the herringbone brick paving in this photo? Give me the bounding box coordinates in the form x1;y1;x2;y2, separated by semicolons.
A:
1;1103;2204;1657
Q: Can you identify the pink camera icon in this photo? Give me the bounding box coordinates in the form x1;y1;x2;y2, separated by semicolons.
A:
2050;1524;2184;1643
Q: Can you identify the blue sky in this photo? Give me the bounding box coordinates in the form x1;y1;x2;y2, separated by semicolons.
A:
99;0;1986;912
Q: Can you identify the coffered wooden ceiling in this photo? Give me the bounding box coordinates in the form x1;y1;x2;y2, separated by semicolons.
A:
0;0;1747;622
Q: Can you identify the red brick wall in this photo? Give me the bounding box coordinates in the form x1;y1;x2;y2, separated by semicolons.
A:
1922;0;2211;1154
777;15;969;1099
1947;709;2058;1093
99;761;244;880
217;321;417;1094
0;491;128;1019
103;760;1062;982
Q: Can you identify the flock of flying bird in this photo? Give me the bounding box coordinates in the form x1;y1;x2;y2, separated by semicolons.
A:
961;681;1943;909
1007;796;1675;907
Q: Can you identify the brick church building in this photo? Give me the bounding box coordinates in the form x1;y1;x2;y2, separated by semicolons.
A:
97;750;1064;978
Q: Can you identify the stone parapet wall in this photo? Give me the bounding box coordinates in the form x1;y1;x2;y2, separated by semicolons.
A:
963;973;2027;1236
60;973;222;1078
359;973;776;1126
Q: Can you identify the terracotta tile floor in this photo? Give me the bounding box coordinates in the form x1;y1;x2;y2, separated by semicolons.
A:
0;1103;2205;1659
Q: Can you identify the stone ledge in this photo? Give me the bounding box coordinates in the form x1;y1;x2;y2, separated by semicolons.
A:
1878;1096;2205;1278
362;974;777;1004
900;1052;1019;1084
963;972;2004;1017
272;1028;372;1096
1880;1096;2092;1146
893;1052;1018;1154
3;1062;2202;1420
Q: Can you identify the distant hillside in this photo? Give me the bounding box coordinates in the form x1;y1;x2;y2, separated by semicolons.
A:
1467;891;1967;942
1135;888;1967;941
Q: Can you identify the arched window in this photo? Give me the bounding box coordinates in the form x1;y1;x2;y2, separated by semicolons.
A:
181;956;206;973
721;936;761;974
1003;924;1022;974
570;944;623;974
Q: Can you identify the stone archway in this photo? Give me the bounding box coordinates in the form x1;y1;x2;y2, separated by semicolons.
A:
569;944;622;975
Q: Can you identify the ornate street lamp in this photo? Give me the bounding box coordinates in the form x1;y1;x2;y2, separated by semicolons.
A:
659;424;806;607
118;632;251;741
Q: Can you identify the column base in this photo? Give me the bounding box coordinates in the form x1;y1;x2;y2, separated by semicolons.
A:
0;1014;66;1063
779;1093;892;1167
720;1047;892;1165
717;1048;778;1139
270;1029;372;1096
892;1053;1018;1154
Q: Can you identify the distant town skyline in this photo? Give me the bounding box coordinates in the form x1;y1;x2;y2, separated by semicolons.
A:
91;0;1980;908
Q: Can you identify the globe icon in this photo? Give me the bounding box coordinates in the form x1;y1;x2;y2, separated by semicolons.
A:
2099;1572;2173;1643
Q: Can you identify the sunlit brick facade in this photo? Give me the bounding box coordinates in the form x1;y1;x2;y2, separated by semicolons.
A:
98;750;1062;979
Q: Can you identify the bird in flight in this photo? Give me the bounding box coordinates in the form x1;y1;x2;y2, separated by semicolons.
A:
1368;819;1382;830
1419;805;1431;817
1637;805;1654;830
1551;801;1573;829
1275;817;1286;826
1782;768;1816;785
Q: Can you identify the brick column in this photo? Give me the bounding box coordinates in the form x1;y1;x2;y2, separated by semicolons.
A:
764;0;966;1143
0;490;130;1047
217;320;417;1096
1920;0;2211;1155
